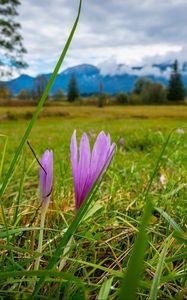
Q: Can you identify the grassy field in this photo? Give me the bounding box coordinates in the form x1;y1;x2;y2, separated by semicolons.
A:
1;104;187;121
0;105;187;299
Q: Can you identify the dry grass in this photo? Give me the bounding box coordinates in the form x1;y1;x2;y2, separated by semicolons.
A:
0;105;187;121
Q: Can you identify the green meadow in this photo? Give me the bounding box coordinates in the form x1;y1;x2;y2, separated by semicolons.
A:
0;105;186;299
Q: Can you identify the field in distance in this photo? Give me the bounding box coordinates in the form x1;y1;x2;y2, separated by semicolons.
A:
0;104;187;121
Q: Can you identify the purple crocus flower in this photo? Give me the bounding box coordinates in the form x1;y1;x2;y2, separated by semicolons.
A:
40;150;53;208
70;130;116;211
159;174;167;185
176;128;184;134
119;137;125;146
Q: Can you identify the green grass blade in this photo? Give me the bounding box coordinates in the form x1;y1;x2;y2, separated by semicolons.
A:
0;134;8;181
12;157;26;226
0;0;82;242
118;130;174;300
98;277;113;300
173;231;187;244
166;251;187;263
0;134;9;243
0;270;85;285
160;271;187;283
149;235;172;300
68;258;122;278
155;207;182;232
0;227;53;238
118;199;153;300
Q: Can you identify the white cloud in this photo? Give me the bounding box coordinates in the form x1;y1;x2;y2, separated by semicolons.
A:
99;58;172;78
11;0;187;77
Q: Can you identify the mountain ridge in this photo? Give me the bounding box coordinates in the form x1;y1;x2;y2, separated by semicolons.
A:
3;63;187;95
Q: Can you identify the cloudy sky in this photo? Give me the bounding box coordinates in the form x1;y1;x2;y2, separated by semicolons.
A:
17;0;187;77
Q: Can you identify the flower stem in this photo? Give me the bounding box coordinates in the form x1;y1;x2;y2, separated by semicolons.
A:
34;204;48;271
58;236;73;271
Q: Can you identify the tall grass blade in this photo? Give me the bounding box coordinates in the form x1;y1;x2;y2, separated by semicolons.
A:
166;251;187;263
0;227;52;238
0;0;82;241
118;129;174;300
149;234;172;300
118;199;153;300
155;207;182;232
0;134;8;181
173;231;187;244
0;270;85;284
98;277;113;300
13;158;26;226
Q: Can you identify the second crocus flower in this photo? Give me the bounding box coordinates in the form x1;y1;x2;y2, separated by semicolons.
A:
34;149;53;271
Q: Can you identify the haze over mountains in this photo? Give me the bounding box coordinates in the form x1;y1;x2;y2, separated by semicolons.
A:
4;62;187;96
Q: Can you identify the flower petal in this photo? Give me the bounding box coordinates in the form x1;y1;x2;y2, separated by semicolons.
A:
77;132;90;209
45;150;53;196
90;131;109;182
70;130;79;204
40;149;53;207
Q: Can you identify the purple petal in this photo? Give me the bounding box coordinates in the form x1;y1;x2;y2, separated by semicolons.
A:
70;130;79;207
90;131;109;182
104;142;116;170
87;133;115;199
40;149;53;207
45;150;53;196
77;133;90;209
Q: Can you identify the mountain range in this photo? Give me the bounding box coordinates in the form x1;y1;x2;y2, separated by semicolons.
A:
3;63;187;95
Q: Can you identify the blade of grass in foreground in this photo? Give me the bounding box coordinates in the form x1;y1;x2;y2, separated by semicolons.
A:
0;134;8;181
118;199;153;300
0;270;85;285
0;0;82;241
118;129;175;300
155;207;182;232
98;277;113;300
149;234;172;300
12;157;26;226
0;227;55;239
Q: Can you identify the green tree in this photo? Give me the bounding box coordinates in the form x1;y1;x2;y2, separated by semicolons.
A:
0;84;11;99
141;82;166;104
133;77;166;104
133;77;152;94
0;0;27;78
116;92;129;104
167;60;185;101
67;74;79;102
